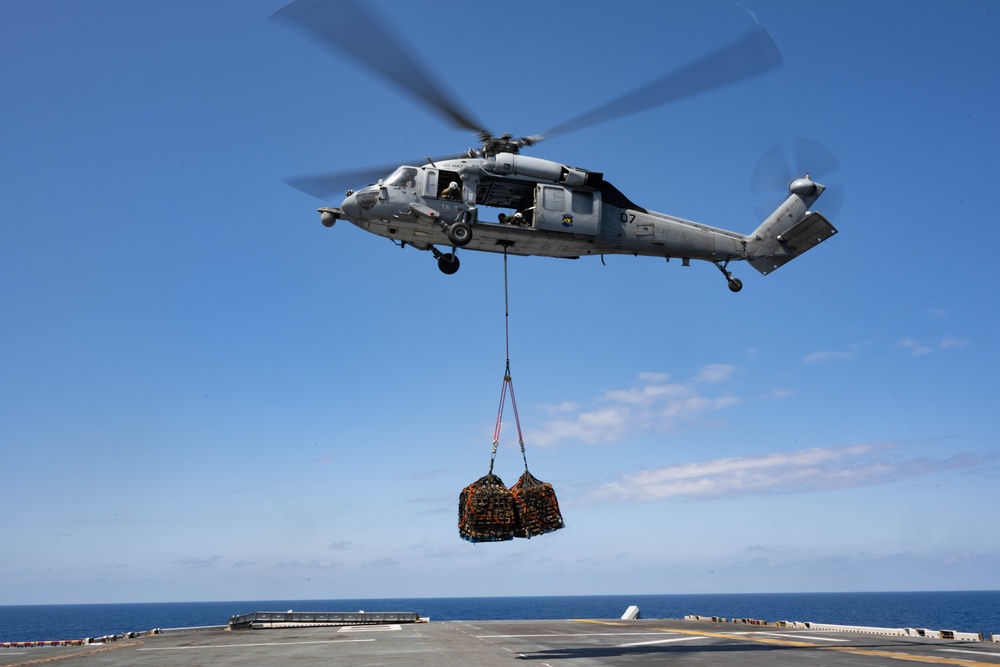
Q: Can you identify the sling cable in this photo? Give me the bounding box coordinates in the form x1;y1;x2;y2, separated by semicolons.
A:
458;250;565;543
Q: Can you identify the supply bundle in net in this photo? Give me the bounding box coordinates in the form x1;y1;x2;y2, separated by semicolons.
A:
510;469;564;538
458;473;519;543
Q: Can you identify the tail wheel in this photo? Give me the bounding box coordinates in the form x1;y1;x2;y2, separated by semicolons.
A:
728;277;743;293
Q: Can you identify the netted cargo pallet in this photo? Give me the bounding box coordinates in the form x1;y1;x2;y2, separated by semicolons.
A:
458;473;521;543
511;470;564;538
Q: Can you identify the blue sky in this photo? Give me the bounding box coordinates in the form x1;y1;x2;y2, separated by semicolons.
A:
2;0;998;605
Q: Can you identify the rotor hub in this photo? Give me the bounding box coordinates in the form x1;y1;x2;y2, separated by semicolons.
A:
789;177;818;197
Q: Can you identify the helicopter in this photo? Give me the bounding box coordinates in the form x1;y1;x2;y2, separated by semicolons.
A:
273;0;839;292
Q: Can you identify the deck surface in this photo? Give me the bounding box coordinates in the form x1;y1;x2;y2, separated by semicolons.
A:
3;618;1000;667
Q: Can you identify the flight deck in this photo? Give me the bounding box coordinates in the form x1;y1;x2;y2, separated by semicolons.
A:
3;617;1000;667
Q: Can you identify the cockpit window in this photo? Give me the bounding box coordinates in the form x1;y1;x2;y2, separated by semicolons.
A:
385;167;418;188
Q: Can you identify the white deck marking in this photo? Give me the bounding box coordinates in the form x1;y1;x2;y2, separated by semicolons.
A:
338;624;402;632
938;648;1000;658
616;636;707;648
477;632;677;639
138;638;375;650
755;632;849;642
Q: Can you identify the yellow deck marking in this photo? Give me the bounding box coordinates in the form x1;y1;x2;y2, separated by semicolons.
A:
572;619;627;626
652;626;819;648
6;641;141;667
824;646;999;666
571;621;1000;666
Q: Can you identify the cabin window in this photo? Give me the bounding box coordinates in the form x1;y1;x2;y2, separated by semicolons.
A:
572;190;594;215
385;167;418;188
541;186;565;211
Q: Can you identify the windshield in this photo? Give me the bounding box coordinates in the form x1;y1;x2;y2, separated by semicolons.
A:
385;166;418;188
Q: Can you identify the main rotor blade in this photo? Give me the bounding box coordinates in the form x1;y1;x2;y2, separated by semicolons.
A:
285;165;396;200
540;25;782;141
272;0;486;134
286;154;466;200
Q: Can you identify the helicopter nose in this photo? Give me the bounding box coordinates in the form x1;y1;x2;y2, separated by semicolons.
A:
340;187;378;220
340;191;361;219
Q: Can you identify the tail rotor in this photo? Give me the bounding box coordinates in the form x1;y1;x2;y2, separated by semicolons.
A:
750;137;844;221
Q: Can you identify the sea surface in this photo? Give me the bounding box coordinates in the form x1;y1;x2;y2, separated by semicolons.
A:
1;591;998;643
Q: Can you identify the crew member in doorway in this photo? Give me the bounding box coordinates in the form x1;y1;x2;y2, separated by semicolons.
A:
520;206;535;226
440;181;461;200
500;211;529;226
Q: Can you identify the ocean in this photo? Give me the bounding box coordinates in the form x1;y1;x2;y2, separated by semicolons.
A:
1;591;998;643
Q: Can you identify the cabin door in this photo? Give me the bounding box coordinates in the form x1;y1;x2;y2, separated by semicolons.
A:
534;185;600;236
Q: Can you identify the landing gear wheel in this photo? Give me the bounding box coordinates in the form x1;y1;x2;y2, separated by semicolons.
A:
448;222;472;247
438;252;460;275
713;260;743;293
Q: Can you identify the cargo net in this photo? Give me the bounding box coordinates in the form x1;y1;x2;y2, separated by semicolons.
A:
458;470;564;543
511;470;564;538
458;473;518;543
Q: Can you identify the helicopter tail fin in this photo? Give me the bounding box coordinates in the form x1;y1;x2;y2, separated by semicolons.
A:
746;192;838;275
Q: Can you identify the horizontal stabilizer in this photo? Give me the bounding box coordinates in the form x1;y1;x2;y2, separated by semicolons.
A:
749;211;837;275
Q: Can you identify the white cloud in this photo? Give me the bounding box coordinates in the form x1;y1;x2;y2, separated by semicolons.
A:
538;401;581;414
421;545;474;559
939;336;968;350
174;556;220;569
588;442;993;503
328;540;353;551
759;387;794;400
898;337;932;356
803;341;868;364
899;336;967;356
528;367;740;447
275;559;338;569
696;364;738;383
803;349;856;363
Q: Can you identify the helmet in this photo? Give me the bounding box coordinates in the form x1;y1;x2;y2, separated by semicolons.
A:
449;181;459;190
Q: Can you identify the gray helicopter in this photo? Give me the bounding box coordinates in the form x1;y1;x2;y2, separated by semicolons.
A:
274;0;839;292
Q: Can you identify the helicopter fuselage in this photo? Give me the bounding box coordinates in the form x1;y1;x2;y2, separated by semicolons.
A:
322;153;836;289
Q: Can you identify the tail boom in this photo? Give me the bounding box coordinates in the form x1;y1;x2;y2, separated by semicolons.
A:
746;178;838;275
